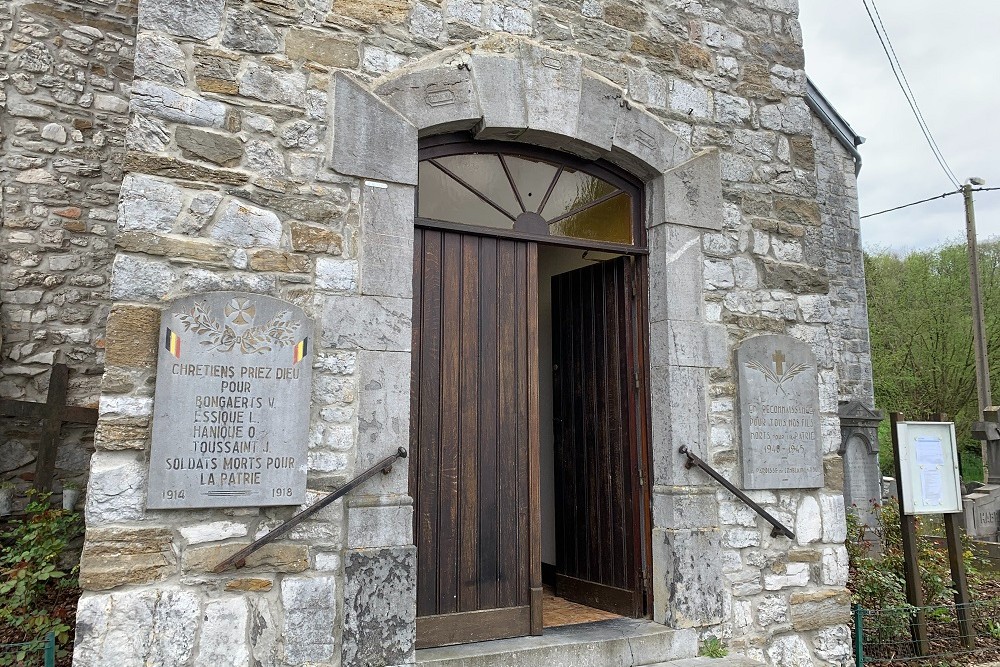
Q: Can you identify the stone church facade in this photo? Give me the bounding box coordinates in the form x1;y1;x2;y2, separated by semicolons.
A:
1;0;872;665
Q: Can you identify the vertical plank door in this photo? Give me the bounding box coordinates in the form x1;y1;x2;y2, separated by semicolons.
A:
411;227;541;648
551;257;645;617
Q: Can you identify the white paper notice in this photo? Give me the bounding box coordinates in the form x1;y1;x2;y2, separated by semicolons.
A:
920;468;944;506
915;437;945;466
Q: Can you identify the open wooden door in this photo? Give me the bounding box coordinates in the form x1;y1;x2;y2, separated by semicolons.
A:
551;257;647;617
411;227;542;648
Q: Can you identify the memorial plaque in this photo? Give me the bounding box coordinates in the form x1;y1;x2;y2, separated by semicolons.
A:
844;435;881;514
738;334;824;490
147;292;313;509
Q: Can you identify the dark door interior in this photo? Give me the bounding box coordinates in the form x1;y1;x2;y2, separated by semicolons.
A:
551;257;646;617
410;227;542;648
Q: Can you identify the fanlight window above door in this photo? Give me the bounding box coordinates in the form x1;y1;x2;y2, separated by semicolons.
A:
417;149;638;246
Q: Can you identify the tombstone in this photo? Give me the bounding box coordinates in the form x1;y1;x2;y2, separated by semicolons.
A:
973;407;1000;484
882;476;898;501
147;292;313;509
838;400;884;528
738;334;824;490
963;483;1000;542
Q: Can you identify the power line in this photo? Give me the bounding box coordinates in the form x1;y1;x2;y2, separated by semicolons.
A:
862;0;961;189
861;187;1000;220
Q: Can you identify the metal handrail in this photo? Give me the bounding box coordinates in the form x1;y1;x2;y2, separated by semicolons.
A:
214;447;408;573
678;445;794;539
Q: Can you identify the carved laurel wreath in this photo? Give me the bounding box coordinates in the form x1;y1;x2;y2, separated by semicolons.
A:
745;359;810;394
178;300;300;355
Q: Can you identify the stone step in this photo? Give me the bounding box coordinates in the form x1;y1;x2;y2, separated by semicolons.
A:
645;658;763;667
415;618;699;667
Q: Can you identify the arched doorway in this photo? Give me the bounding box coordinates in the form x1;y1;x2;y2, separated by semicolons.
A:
410;135;653;648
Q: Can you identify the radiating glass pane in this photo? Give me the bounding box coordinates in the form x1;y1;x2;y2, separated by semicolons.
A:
550;192;633;244
417;161;514;230
540;168;619;220
435;154;522;217
503;156;560;213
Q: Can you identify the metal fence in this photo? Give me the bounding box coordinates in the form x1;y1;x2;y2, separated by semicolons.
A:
0;633;56;667
854;600;1000;665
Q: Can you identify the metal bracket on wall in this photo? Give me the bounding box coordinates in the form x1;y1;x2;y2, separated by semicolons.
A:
678;445;795;540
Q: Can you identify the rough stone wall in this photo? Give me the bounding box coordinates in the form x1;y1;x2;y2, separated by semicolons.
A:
68;0;873;665
0;0;136;487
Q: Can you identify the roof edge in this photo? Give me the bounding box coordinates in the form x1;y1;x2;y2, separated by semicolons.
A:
805;77;864;175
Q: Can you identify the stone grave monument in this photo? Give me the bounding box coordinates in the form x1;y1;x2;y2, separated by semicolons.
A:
737;334;824;489
838;400;884;527
963;484;1000;542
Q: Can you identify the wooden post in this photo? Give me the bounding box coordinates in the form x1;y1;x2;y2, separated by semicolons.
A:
890;412;930;656
33;363;69;493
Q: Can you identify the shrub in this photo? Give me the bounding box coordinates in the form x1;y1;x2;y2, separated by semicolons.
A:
0;492;84;664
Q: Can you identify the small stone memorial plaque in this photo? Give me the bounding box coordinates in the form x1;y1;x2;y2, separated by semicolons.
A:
147;292;313;509
738;334;824;490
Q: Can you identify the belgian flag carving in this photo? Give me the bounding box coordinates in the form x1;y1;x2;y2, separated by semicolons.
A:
165;328;181;359
292;337;308;364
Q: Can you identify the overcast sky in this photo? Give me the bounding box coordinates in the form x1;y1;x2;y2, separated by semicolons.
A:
799;1;1000;253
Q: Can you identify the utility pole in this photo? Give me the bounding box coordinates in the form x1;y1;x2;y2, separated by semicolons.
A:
963;178;996;482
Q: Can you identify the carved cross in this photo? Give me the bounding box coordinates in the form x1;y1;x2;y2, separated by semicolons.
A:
773;350;786;375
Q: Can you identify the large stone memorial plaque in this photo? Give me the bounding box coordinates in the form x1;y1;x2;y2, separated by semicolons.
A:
738;335;824;490
147;292;313;509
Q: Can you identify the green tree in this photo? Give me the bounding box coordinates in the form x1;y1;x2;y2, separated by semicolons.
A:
865;239;1000;480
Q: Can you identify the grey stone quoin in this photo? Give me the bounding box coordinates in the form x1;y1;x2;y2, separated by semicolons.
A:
0;0;873;665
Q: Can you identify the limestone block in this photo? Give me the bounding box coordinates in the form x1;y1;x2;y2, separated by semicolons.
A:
759;97;812;135
647;224;703;323
763;561;809;590
248;249;311;273
469;54;528;141
182;543;309;573
175;127;244;167
341;547;416;667
195;598;250;666
662;320;728;368
347;501;413;548
612;105;691;179
130;80;226;128
356;350;411;495
104;305;160;369
41;123;68;144
99;396;154;419
576;72;623;157
648;363;708;487
79;527;176;591
789;589;851;630
653;528;725;628
222;9;280;53
281;576;339;665
668;78;713;121
821;546;849;586
135;33;187;86
652;491;719;530
376;61;481;135
291;222;344;254
175;269;276;296
287;27;360;68
248;596;281;664
331;73;418;185
239;62;307;106
659;149;724;232
127;115;171;153
766;634;814;667
139;0;225;39
209;200;282;248
316;258;359;291
820;494;847;543
319;295;412;352
85;452;147;525
518;44;583;143
179;520;248;545
756;595;788;626
73;588;202;667
118;175;184;233
813;624;852;663
794;495;821;545
126;153;251;186
360;182;415;298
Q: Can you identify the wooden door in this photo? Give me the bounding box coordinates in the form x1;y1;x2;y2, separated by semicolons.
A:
410;227;542;648
551;257;646;617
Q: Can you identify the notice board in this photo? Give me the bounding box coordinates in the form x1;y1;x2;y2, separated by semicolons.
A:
896;421;963;515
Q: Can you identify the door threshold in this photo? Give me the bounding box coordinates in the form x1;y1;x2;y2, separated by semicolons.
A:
415;617;698;667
